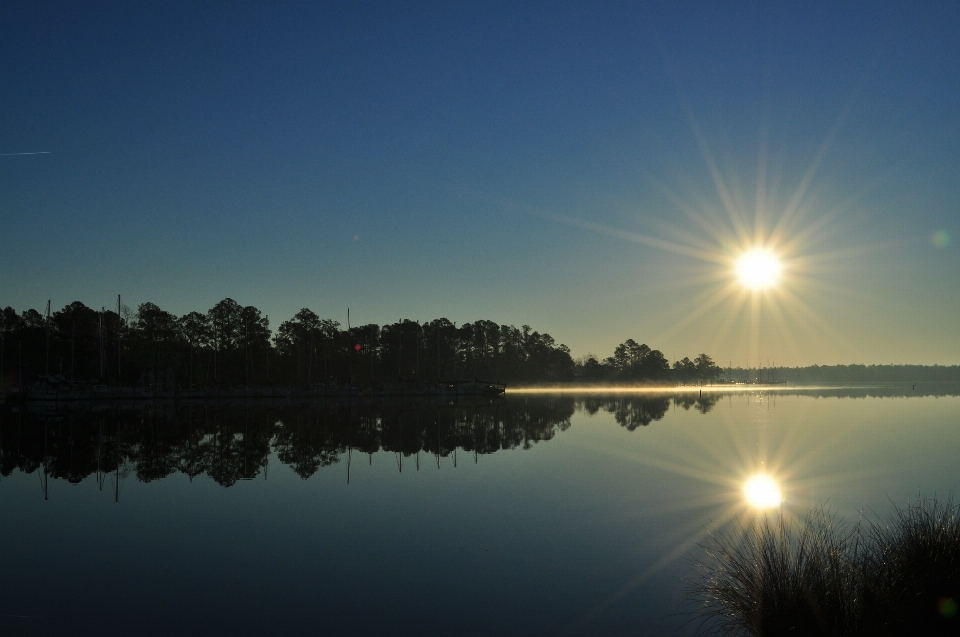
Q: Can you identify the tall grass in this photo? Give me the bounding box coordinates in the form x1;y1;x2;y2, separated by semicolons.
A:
686;497;960;637
860;497;960;636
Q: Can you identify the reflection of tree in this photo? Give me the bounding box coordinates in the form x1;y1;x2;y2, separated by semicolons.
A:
578;393;718;423
131;409;180;483
576;396;671;429
673;394;719;414
0;396;576;488
581;397;670;430
273;409;345;479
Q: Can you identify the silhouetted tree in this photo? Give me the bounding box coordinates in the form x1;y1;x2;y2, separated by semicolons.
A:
240;305;270;385
208;299;242;383
274;309;340;384
694;353;722;384
134;303;178;387
673;357;696;384
178;311;211;388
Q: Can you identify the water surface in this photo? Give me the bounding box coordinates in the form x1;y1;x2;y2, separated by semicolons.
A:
2;387;958;636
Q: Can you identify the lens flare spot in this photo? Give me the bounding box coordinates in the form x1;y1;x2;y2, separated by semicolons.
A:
939;597;958;618
932;230;951;249
745;474;783;509
735;250;781;290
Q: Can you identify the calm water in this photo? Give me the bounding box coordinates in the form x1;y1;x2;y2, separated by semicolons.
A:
2;387;959;636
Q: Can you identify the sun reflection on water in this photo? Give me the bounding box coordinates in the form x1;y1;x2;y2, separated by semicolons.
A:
744;474;783;509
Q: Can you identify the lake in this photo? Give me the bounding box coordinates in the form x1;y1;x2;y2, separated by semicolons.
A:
2;386;958;636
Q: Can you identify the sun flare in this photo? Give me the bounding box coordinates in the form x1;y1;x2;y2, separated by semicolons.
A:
735;250;782;290
744;474;783;509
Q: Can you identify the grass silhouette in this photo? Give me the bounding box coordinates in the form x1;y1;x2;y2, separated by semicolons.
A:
687;497;960;636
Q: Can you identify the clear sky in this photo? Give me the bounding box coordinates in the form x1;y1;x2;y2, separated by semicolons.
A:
2;2;958;366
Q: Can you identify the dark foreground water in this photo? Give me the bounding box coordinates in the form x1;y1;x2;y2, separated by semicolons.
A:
2;386;959;636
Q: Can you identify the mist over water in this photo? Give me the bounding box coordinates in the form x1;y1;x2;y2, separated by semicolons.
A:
2;389;959;636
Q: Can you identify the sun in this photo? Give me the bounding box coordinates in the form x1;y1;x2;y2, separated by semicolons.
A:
735;249;782;290
744;474;783;509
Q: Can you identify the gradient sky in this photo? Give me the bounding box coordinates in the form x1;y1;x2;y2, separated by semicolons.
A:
2;2;958;366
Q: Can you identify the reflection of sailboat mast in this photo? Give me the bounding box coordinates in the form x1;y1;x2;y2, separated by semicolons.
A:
453;407;458;468
347;447;351;484
115;418;121;503
97;417;105;491
188;405;194;484
396;411;402;473
41;419;49;500
68;416;74;481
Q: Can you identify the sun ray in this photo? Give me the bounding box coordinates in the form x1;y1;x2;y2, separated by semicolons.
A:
706;291;752;355
755;108;770;241
681;105;753;244
777;65;874;233
654;282;744;343
522;205;720;262
654;178;742;248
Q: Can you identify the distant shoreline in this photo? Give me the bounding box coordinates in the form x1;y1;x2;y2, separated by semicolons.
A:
507;381;960;398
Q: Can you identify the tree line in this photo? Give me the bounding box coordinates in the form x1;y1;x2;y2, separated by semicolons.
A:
725;363;960;383
575;338;722;385
0;299;576;388
0;299;723;389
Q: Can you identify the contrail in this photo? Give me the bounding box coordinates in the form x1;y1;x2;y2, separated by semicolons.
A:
0;151;50;156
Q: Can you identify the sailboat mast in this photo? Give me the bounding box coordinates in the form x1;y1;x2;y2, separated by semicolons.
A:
117;295;122;379
98;309;103;377
44;300;50;375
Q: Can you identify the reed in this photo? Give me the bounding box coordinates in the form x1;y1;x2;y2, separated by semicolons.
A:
686;497;960;637
859;496;960;636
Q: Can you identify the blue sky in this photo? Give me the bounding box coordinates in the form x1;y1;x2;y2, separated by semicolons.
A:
2;2;958;366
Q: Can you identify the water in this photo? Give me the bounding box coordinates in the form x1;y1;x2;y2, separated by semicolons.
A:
2;387;958;636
